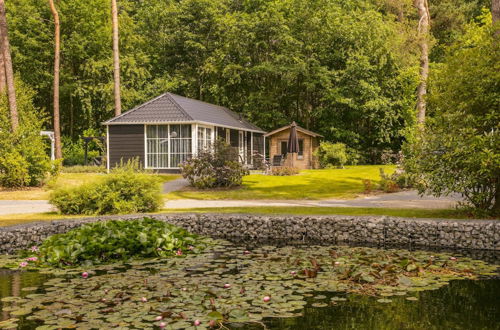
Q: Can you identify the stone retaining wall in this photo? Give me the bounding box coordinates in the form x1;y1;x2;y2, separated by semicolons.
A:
0;213;498;254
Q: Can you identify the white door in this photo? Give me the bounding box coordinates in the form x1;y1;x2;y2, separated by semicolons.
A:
239;131;245;163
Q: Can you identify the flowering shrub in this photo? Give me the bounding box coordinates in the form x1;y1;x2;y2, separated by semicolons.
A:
180;140;249;189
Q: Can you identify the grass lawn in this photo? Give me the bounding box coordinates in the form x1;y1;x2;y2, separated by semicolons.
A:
0;206;480;227
166;165;395;200
0;173;180;200
165;207;471;219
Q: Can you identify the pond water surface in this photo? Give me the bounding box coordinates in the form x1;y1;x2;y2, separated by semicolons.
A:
0;243;498;330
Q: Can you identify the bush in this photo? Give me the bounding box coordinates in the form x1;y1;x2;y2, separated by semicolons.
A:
50;160;162;215
270;166;300;176
32;218;212;266
0;79;53;188
314;142;349;168
378;167;412;193
180;140;249;189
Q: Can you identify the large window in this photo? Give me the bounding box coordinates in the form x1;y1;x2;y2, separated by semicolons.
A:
169;124;192;167
146;124;192;168
197;126;212;152
146;125;168;168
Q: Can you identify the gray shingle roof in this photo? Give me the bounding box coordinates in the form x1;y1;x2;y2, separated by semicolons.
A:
103;93;265;133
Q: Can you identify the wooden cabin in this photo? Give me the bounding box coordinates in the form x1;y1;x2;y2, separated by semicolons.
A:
264;123;322;170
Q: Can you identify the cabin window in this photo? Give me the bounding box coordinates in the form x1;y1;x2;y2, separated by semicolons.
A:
197;126;213;152
146;124;192;168
298;139;304;159
169;124;192;167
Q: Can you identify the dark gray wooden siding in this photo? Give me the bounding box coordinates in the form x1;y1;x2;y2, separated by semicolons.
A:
108;125;144;168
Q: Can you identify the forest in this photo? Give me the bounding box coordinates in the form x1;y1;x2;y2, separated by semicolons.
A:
1;0;493;161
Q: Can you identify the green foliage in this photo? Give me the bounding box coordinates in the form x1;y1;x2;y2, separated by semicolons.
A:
61;137;98;166
0;79;53;188
180;140;249;189
36;218;210;266
315;142;349;168
405;15;499;215
378;168;400;193
270;166;300;176
50;160;162;215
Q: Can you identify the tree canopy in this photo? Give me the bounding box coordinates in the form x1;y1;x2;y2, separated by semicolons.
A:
3;0;491;162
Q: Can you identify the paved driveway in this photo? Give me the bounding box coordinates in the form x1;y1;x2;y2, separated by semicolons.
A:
0;200;54;215
165;190;461;210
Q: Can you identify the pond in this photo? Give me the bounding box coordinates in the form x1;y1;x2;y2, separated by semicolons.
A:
0;242;498;330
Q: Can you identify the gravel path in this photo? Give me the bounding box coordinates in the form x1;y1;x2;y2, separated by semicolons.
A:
162;178;189;193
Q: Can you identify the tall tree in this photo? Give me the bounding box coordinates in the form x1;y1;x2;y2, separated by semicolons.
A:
414;0;430;125
0;38;5;94
49;0;62;159
493;0;500;35
0;0;18;132
111;0;121;116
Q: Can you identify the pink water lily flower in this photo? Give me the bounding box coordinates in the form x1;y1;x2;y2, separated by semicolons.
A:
263;296;271;302
290;271;297;276
30;246;39;253
450;257;457;261
224;283;231;288
141;297;148;302
176;249;183;256
19;261;28;268
155;316;163;321
26;257;38;262
243;250;251;255
188;245;194;250
82;272;89;279
194;319;201;326
159;321;166;328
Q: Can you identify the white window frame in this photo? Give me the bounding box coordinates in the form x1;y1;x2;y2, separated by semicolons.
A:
197;125;214;154
145;124;193;169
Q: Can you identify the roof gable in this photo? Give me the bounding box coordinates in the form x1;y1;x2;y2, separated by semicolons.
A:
103;93;265;133
264;123;323;138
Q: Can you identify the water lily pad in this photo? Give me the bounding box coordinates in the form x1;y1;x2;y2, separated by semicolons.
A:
377;298;392;303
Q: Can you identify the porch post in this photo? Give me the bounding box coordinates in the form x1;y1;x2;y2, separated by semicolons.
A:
192;123;197;158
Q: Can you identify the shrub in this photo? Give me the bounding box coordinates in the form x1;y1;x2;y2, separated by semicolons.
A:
379;167;413;193
62;136;102;166
180;140;249;189
314;142;348;168
362;179;373;193
50;160;162;215
0;79;53;188
270;166;300;176
33;218;212;266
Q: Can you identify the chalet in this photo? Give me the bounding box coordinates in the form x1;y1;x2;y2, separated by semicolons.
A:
103;93;266;172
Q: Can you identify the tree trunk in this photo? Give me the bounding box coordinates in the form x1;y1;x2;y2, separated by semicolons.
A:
111;0;121;116
493;0;500;36
414;0;430;125
0;0;18;132
49;0;62;159
0;38;6;93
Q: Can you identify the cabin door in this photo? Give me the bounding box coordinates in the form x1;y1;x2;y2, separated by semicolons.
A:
239;131;245;163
